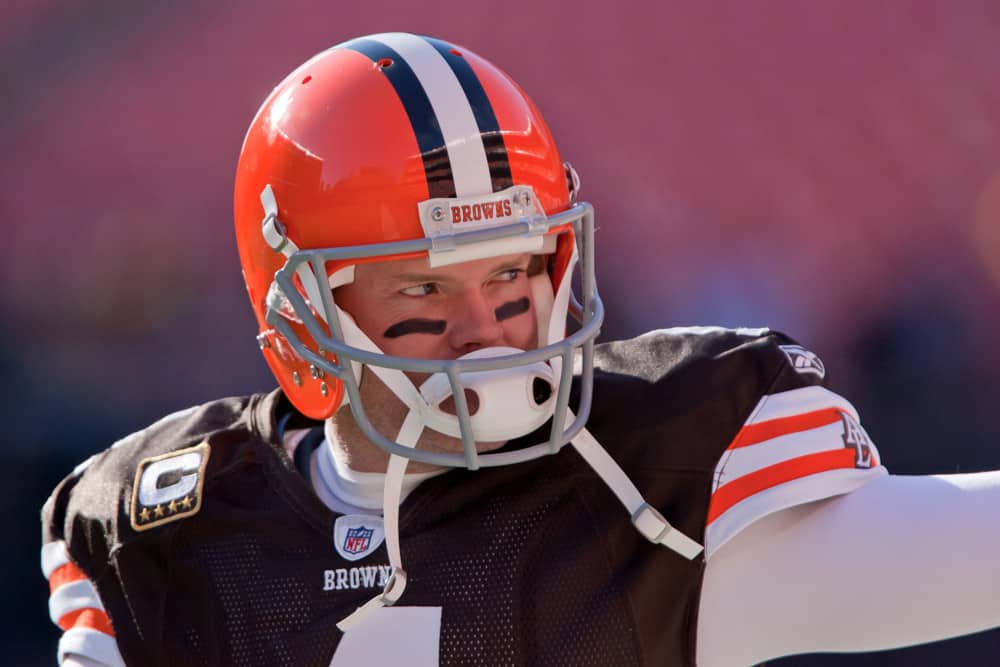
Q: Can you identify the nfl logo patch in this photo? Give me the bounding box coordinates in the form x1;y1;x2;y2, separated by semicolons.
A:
343;526;374;555
333;514;385;562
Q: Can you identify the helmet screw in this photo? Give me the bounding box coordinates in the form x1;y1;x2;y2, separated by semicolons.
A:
292;371;302;386
320;382;329;397
431;206;445;222
310;364;324;379
257;334;270;349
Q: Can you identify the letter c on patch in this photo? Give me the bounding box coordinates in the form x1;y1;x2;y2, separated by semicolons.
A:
138;450;204;506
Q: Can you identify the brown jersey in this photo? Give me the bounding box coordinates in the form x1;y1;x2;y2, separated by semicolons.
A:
41;327;884;666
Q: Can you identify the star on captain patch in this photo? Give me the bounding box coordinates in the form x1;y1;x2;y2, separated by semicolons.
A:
130;443;210;532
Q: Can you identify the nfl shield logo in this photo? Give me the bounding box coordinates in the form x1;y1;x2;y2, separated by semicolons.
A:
333;514;385;561
343;526;374;555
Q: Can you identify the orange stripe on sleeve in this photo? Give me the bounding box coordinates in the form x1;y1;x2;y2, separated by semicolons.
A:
729;408;843;449
57;607;115;636
48;561;89;592
707;448;856;524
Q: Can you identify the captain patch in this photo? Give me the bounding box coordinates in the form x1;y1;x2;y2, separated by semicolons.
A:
130;442;210;531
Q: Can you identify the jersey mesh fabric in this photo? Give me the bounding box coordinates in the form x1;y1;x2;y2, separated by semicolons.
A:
521;488;640;665
185;534;339;666
402;482;642;666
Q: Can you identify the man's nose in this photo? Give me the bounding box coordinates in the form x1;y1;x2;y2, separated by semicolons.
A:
447;289;504;353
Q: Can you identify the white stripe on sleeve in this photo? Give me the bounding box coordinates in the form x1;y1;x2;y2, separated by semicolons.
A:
752;385;859;423
715;421;847;488
58;627;125;667
42;540;70;578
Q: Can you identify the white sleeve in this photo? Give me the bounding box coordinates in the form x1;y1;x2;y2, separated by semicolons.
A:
62;654;122;667
706;385;887;558
697;471;1000;666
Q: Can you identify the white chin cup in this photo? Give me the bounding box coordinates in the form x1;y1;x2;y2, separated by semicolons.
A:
417;346;558;442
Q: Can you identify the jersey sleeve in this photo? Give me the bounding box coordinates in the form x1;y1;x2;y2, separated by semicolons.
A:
704;342;888;558
41;538;125;667
39;400;247;665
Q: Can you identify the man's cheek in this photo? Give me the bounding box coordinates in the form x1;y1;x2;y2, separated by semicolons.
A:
511;309;540;350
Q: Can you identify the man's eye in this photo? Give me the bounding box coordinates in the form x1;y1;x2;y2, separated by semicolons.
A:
400;283;437;296
495;268;524;282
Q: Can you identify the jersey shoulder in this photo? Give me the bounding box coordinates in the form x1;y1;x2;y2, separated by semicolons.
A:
636;328;889;557
41;394;264;570
588;326;886;558
593;325;820;390
587;326;819;468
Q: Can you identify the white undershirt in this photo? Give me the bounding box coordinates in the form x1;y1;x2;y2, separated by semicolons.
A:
308;434;445;516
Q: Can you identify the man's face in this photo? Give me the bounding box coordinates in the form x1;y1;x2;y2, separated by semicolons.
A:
330;252;543;468
327;251;548;471
334;252;540;361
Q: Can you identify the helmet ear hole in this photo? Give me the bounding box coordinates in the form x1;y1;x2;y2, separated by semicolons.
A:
436;389;481;417
260;323;343;419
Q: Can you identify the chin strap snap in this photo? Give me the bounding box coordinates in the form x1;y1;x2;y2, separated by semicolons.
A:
568;412;703;560
630;503;703;559
336;566;408;632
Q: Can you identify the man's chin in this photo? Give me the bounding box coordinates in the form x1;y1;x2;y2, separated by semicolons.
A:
409;432;508;470
427;438;507;456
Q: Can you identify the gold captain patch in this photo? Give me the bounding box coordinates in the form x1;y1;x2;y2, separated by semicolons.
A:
130;442;210;531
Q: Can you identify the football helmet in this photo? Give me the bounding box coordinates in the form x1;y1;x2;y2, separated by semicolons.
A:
234;32;602;468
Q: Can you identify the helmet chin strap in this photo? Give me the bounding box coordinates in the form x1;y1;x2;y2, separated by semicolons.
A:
566;414;704;559
336;410;422;632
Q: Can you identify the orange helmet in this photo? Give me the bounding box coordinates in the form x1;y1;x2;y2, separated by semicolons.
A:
233;33;602;468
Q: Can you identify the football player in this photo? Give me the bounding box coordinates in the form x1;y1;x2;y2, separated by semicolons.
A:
42;33;1000;666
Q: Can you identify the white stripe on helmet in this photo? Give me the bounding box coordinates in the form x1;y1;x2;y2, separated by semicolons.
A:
370;33;493;197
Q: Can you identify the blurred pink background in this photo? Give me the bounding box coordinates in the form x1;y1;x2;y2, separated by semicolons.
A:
5;1;1000;663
